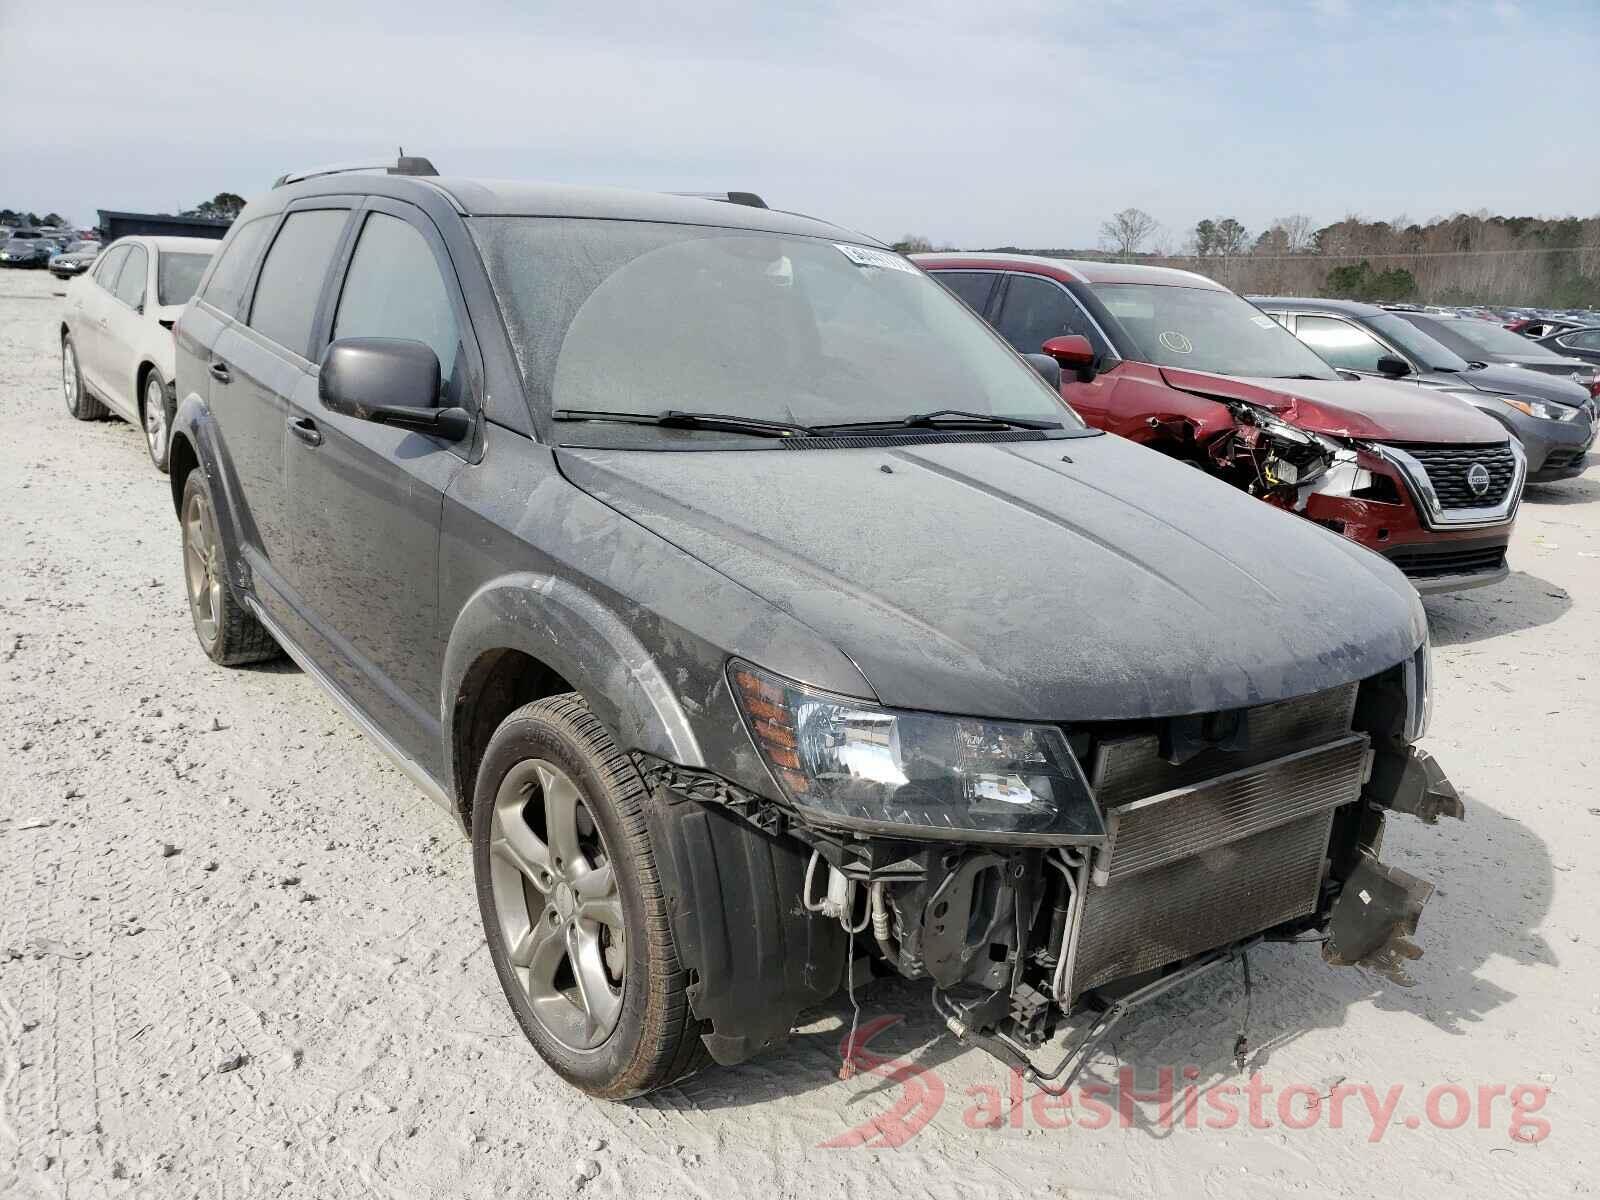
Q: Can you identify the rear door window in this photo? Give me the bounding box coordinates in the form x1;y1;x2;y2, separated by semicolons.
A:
201;216;272;318
112;245;148;308
1564;330;1600;351
933;271;998;317
246;210;350;359
331;212;460;396
1294;315;1390;372
157;251;214;306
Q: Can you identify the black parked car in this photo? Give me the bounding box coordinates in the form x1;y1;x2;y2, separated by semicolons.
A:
1537;325;1600;369
169;161;1455;1098
1255;297;1595;481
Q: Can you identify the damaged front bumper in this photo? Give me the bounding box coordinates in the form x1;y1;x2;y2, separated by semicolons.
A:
636;659;1461;1080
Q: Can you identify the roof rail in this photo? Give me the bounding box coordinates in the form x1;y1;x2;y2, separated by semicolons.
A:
668;191;768;209
273;155;438;189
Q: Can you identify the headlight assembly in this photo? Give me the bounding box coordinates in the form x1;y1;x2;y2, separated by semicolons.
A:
1505;397;1575;422
730;661;1104;844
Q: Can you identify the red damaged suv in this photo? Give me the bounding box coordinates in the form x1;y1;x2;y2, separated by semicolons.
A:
915;254;1525;592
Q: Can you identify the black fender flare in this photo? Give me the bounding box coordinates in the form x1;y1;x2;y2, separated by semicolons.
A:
168;393;255;608
441;573;709;807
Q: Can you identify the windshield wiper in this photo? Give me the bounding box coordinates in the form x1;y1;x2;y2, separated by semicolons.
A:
1271;374;1328;380
817;408;1062;433
552;408;817;438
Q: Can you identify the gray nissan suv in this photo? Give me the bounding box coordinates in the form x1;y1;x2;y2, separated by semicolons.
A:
169;159;1458;1098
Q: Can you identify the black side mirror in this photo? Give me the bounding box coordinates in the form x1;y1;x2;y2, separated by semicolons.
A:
1023;352;1063;391
1376;354;1412;378
319;337;470;441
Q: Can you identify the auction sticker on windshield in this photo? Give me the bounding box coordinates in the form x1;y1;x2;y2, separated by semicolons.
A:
835;244;918;273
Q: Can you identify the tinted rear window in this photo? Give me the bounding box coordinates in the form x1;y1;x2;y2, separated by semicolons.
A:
157;251;213;306
247;210;349;358
200;216;272;318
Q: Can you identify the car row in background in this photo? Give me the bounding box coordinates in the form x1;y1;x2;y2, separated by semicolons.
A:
916;254;1527;593
58;236;217;470
48;240;103;278
1251;298;1597;482
1382;306;1600;385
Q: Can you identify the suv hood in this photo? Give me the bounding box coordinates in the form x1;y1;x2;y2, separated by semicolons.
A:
1158;366;1510;443
558;434;1424;723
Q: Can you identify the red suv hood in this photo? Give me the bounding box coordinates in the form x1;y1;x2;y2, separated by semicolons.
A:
1158;367;1509;444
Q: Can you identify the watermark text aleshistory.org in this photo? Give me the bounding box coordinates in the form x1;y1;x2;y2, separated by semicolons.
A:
822;1016;1551;1148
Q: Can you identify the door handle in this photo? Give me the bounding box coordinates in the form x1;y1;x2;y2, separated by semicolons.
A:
209;360;231;384
287;416;323;447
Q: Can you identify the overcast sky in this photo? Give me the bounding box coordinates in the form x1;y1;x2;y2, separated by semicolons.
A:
3;0;1596;246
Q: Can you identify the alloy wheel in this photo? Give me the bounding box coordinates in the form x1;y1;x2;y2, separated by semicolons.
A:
144;376;168;460
488;758;625;1050
182;488;223;648
61;342;76;407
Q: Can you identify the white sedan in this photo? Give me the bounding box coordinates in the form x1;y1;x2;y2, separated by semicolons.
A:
60;235;217;471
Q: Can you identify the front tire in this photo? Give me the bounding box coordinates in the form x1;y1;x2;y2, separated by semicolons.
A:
179;471;280;666
61;334;107;421
472;694;709;1098
142;372;173;472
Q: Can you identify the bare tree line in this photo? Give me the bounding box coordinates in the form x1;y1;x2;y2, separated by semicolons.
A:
949;208;1600;307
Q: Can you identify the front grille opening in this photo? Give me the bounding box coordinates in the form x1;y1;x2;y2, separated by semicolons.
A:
1352;474;1402;504
1398;443;1517;508
1386;544;1506;580
1066;682;1368;1001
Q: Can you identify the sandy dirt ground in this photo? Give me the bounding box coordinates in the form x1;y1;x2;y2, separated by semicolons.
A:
1;266;1597;1199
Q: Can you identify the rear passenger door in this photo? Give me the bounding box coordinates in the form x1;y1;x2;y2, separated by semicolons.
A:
282;200;474;763
208;203;354;627
98;242;150;414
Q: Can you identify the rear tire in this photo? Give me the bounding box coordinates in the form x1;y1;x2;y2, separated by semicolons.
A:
472;694;711;1098
62;334;107;421
142;371;173;472
179;471;280;666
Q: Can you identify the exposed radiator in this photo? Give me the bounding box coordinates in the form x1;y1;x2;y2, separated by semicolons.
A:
1065;685;1371;1000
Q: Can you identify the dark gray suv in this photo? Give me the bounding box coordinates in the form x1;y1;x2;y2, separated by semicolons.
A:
170;161;1457;1098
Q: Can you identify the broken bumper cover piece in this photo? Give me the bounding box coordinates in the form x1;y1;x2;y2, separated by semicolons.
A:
1370;745;1463;824
1323;854;1434;984
1324;743;1463;983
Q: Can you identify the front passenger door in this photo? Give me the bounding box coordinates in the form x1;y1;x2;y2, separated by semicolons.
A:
283;202;473;764
992;274;1113;425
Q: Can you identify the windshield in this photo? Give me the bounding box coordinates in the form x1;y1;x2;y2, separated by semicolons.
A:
470;218;1081;444
66;241;97;253
1086;283;1340;380
156;251;212;306
1365;314;1472;370
1404;314;1573;361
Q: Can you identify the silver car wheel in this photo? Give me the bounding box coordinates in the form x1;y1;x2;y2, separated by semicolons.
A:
488;758;625;1051
182;488;223;648
62;341;77;406
144;375;168;459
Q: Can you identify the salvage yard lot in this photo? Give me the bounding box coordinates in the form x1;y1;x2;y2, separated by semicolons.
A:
1;266;1596;1198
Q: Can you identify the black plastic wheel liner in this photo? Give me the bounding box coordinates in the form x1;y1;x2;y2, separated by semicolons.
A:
643;786;846;1066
